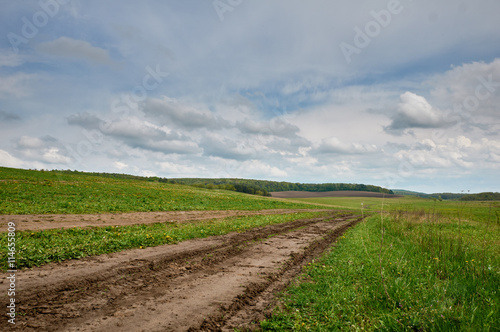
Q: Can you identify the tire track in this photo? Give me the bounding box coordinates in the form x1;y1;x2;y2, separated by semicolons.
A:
1;212;360;331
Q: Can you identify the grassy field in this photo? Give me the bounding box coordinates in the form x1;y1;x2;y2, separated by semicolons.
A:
292;196;500;223
2;166;499;329
262;198;500;331
0;211;327;270
0;167;324;214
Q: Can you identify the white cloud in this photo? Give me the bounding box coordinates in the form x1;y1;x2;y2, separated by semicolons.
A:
143;97;228;130
95;117;202;155
315;137;378;155
229;159;288;179
67;112;105;130
237;118;300;138
157;161;206;176
36;37;113;65
11;135;73;166
0;73;41;98
42;147;72;164
393;135;500;170
0;49;25;67
385;92;451;134
428;58;500;130
17;136;44;149
0;149;24;168
201;133;254;160
113;161;128;170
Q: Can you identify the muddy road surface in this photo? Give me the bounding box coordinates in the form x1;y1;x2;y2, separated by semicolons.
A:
1;212;362;331
0;209;327;232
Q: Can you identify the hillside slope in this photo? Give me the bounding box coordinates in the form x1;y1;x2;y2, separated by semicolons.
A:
170;178;393;195
0;167;322;214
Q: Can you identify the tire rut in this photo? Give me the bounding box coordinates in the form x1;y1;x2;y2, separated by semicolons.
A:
196;216;362;331
1;212;360;331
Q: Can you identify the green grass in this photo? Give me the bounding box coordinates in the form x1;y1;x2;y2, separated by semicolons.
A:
262;203;500;331
0;212;326;270
0;167;323;214
291;196;500;223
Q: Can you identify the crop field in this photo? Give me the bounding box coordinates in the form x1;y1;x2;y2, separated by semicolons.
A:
0;167;325;214
0;167;498;331
291;195;500;222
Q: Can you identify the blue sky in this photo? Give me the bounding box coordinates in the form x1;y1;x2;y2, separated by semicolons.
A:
1;0;500;193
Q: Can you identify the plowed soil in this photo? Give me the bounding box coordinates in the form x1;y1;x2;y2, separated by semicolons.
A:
270;190;402;198
0;209;326;232
1;211;361;331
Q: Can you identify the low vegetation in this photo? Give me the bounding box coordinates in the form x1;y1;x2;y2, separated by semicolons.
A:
179;180;272;197
0;212;326;270
292;196;500;223
0;167;323;214
2;166;498;330
262;200;500;331
461;192;500;201
170;178;394;195
392;189;500;201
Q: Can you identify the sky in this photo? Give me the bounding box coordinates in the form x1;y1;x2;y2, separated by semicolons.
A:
1;0;500;193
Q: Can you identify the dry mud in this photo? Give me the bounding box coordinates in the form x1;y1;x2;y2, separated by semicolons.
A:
1;212;362;331
0;209;326;232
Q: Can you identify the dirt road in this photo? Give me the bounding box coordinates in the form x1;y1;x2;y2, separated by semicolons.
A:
0;209;327;232
1;212;361;331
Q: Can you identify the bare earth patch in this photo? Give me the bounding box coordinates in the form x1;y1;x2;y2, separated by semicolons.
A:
0;209;326;232
0;212;361;331
270;190;402;198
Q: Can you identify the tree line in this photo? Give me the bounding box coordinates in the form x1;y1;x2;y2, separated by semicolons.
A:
460;192;500;201
51;170;394;197
166;178;393;196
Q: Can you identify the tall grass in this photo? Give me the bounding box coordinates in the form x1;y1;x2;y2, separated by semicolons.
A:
262;204;500;331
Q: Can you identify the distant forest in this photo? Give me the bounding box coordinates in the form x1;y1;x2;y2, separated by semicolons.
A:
392;189;500;201
166;178;394;197
460;192;500;201
44;170;394;198
28;170;499;200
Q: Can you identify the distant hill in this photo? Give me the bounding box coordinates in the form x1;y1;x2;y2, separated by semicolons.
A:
271;191;402;199
0;168;394;198
391;189;427;197
392;189;500;201
460;192;500;201
392;189;464;200
169;178;394;196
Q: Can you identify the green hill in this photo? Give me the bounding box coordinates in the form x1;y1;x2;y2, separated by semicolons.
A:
460;192;500;201
392;189;465;200
0;167;323;215
391;189;427;197
393;190;500;201
170;178;393;196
